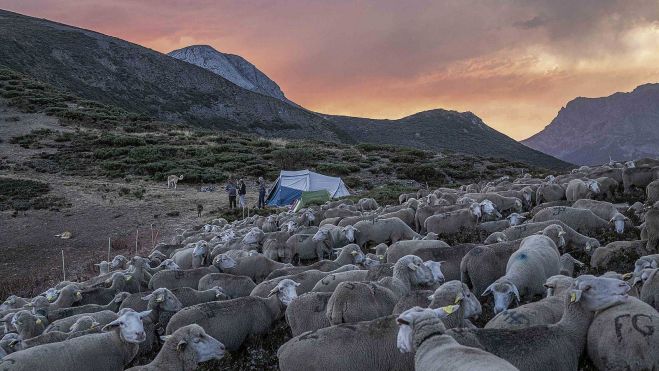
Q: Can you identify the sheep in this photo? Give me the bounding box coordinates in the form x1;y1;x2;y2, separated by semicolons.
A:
379;208;416;229
396;306;518;371
323;206;360;219
351;217;421;248
94;261;110;276
462;193;523;214
491;220;600;254
358;197;378;211
212;254;291;283
565;179;600;201
325;255;434;325
165;279;299;351
572;198;631;234
171;287;228;307
310;269;372;293
595;176;619;200
0;310;152;371
544;275;575;297
387;240;474;282
392;290;435;315
278;314;414;371
482;234;560;314
647;179;659;205
638;268;658;310
171;242;210;269
414;204;465;233
2;316;103;354
535;183;565;204
250;265;359;298
45;310;120;333
285;233;328;261
110;254;129;270
285;292;333;336
262;231;296;263
428;281;482;328
43;283;83;309
47;292;130;323
485;293;564;330
622;165;659;193
645;201;659;253
506;212;526;226
559;253;585;277
148;266;218;291
76;273;132;306
532;206;612;235
11;310;46;340
477;219;511;234
424;203;482;237
0;296;28;312
445;275;631;371
125;324;225;371
137;288;183;356
196;273;255;299
587;295;659;370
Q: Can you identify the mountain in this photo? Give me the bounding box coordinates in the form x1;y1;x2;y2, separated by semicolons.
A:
0;9;345;141
168;45;292;104
523;84;659;165
0;9;569;169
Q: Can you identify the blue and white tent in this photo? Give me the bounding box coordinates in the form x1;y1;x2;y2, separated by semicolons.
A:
266;169;350;207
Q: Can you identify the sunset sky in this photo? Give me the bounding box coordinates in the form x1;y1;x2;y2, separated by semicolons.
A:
1;1;659;140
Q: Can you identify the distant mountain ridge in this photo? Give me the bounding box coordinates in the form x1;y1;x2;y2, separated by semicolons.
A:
168;45;292;104
0;9;569;169
523;84;659;165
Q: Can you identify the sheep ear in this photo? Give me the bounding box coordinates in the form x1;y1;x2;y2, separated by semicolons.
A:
176;339;187;352
622;272;633;280
569;289;583;303
138;310;152;319
434;304;459;317
427;294;435;301
481;283;495;297
558;231;566;237
454;293;464;304
407;263;417;271
651;261;658;269
160;335;171;342
101;318;122;332
511;283;521;303
142;294;153;301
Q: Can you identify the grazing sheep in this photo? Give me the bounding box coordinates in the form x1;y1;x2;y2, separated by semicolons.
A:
482;234;560;314
414;204;465;233
485;293;564;330
47;292;130;323
110;255;129;270
491;220;600;254
446;275;631;371
264;245;364;279
45;283;83;309
0;296;28;312
251;265;358;298
462;193;523;214
171;242;210;270
595;176;619;200
424;203;482;236
532;206;612;235
3;316;103;353
126;324;225;371
358;198;378;211
428;281;482;328
645;202;659;253
285;292;333;336
379;208;416;229
278;314;414;371
212;254;291;283
325;255;434;325
623;165;659;193
78;273;129;306
352;217;421;248
392;290;434;315
559;253;585;277
149;266;218;291
647;179;659;205
387;241;474;282
1;310;151;371
638;268;659;310
535;183;566;204
45;310;120;333
11;310;46;340
544;275;575;297
197;273;256;298
137;288;183;356
396;306;518;371
587;295;659;370
166;279;299;351
572;198;631;234
565;179;600;201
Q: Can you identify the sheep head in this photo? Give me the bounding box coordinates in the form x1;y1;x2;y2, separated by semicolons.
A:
341;225;358;243
394;255;433;287
479;199;499;218
268;279;300;306
570;275;629;312
213;255;237;270
423;261;445;285
143;288;182;312
609;213;628;234
396;305;459;353
102;309;151;343
242;228;264;245
159;259;180;270
362;257;381;269
482;279;520;314
311;228;330;243
544;275;574;297
469;202;482;221
634;256;658;275
506;213;526;226
161;324;226;366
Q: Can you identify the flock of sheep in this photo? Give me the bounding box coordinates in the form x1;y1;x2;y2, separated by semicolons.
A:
1;157;659;371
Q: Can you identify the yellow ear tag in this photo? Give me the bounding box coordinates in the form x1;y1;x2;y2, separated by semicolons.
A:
622;273;633;280
442;305;456;315
36;319;42;325
570;292;577;303
454;294;464;304
126;275;132;281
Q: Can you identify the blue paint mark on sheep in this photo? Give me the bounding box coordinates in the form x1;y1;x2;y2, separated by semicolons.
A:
517;253;527;260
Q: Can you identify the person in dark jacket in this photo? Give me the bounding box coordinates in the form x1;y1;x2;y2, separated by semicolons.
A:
238;179;247;209
225;179;237;209
258;177;267;209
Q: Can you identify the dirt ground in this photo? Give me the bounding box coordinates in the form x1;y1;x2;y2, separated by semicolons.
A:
0;104;259;296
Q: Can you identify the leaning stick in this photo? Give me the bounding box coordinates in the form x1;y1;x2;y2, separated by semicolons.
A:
107;237;111;261
135;229;139;256
61;250;66;281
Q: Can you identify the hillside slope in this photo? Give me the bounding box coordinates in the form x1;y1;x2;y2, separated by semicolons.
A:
168;45;292;104
523;84;659;165
0;9;568;169
0;9;345;141
331;110;571;169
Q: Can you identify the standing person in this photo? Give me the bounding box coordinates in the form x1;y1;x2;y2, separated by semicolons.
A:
238;179;247;209
258;176;267;209
225;179;237;210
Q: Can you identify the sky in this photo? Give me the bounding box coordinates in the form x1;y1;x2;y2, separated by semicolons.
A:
2;1;659;140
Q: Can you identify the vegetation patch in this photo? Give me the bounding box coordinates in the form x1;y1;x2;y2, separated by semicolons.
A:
0;177;69;211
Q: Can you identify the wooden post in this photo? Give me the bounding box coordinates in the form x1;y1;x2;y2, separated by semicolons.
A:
150;224;154;250
135;229;139;256
107;237;111;261
61;250;66;281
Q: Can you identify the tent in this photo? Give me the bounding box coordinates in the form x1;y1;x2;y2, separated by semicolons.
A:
266;169;350;207
293;190;331;212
